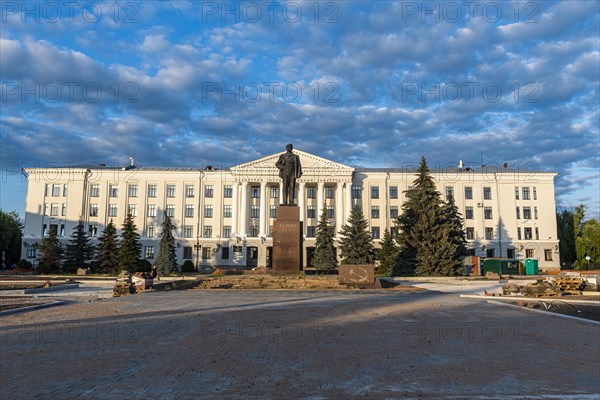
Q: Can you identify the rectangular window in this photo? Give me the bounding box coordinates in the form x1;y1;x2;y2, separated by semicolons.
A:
166;184;176;198
516;207;520;219
60;203;67;216
184;225;193;238
325;186;334;199
270;186;279;199
517;228;522;240
52;184;61;197
50;203;60;216
44;184;50;197
515;187;519;200
202;247;211;259
204;185;213;198
534;206;538;219
484;207;493;219
523;207;531;219
483;187;492;200
390;206;399;219
221;247;230;260
147;204;156;217
128;204;137;217
306;226;316;238
544;249;553;261
49;224;58;235
327;206;335;219
90;184;100;197
204;205;213;218
42;224;47;236
251;186;259;198
485;227;493;240
250;205;260;219
533;187;537;200
185;205;194;218
185;185;195;198
307;206;316;219
522;187;530;200
390;227;398;239
223;205;232;218
183;247;193;259
90;204;99;217
27;245;36;258
445;187;454;200
109;184;119;197
307;186;316;199
165;204;175;218
44;203;49;216
148;184;157;198
224;185;233;198
88;225;98;237
390;186;398;199
524;227;533;240
526;248;535;258
270;205;277;219
109;204;118;217
203;225;212;238
371;186;379;199
268;225;273;237
507;248;516;259
371;226;380;239
371;206;380;219
128;184;138;197
146;224;155;238
352;185;361;199
465;206;474;219
466;227;474;240
62;184;68;197
486;248;495;258
464;186;473;200
145;246;155;259
535;227;539;240
250;226;259;237
222;225;231;238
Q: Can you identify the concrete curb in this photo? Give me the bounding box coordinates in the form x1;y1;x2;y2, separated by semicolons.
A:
0;300;67;316
485;300;600;325
23;283;79;294
460;294;600;305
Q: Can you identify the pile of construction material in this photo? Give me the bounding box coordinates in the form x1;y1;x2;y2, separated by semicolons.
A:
502;279;561;297
113;271;136;296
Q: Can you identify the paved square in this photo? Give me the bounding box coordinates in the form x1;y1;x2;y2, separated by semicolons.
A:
1;289;599;399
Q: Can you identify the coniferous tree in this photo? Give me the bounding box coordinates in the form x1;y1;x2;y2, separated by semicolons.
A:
312;204;338;270
556;209;576;267
0;209;23;265
394;156;464;276
440;194;467;275
338;205;375;265
96;220;119;275
376;229;398;276
155;215;179;275
63;221;93;273
118;213;141;273
37;227;63;273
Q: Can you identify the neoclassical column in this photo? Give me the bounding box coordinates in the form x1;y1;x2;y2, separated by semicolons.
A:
231;182;239;236
345;181;353;225
279;182;284;205
240;181;248;235
259;181;267;236
298;182;305;222
317;181;325;219
336;182;344;235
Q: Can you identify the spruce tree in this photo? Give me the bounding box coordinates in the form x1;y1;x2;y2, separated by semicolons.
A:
63;221;93;273
376;229;398;276
395;156;464;276
96;220;119;275
37;227;63;273
311;203;338;270
118;213;141;273
155;215;179;275
440;194;467;275
338;205;375;265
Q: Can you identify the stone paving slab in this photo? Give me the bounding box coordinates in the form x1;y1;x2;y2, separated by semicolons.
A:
1;290;599;399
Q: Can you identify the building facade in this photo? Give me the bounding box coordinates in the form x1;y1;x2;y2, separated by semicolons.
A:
21;150;561;272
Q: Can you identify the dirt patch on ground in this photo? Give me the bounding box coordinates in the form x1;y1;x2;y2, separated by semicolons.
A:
510;299;600;321
0;298;56;312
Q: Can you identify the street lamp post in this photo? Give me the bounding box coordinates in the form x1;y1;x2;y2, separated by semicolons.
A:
194;235;201;272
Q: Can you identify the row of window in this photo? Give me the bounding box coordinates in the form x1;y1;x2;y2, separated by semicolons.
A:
44;203;67;216
44;184;68;197
515;187;537;200
463;226;541;241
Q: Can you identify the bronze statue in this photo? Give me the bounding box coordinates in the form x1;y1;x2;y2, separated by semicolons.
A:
275;144;302;205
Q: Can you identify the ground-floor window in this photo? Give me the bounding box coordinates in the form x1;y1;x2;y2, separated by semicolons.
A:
544;249;553;261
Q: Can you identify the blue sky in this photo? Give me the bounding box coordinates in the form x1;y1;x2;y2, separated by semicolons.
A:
1;1;599;219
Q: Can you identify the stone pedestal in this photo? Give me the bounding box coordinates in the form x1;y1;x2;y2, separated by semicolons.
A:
273;206;302;272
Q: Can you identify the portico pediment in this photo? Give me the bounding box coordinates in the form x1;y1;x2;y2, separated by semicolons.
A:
231;149;354;183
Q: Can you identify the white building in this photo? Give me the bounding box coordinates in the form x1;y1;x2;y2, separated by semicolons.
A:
21;150;560;272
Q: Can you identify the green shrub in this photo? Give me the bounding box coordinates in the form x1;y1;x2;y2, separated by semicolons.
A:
16;259;33;270
181;260;196;273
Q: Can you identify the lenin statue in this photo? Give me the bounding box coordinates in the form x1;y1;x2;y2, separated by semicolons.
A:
275;144;302;205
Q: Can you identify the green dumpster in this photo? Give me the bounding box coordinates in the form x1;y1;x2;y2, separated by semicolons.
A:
525;258;539;275
483;259;520;275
